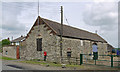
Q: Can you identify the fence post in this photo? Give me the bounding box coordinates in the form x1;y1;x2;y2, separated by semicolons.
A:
76;57;77;65
95;59;96;65
80;54;83;65
111;55;113;67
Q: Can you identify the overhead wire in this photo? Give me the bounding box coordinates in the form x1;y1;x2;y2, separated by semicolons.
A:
58;1;71;26
64;13;71;26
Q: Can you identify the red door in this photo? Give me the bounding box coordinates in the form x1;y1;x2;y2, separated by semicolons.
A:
16;46;20;59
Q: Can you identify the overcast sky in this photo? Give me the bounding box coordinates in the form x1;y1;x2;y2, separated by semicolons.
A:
1;0;119;48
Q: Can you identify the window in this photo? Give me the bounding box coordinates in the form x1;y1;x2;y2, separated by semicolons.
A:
37;38;42;51
16;42;19;45
67;51;71;57
6;51;8;55
80;40;83;46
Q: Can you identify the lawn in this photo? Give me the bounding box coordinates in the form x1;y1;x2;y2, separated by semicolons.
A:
0;56;16;60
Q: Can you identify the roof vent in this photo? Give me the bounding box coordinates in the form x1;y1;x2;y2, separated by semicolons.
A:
95;30;97;34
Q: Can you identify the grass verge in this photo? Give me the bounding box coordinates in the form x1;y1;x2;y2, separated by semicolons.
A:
18;60;84;68
0;56;16;60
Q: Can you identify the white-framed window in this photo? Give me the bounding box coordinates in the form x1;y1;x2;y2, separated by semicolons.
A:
6;51;8;55
80;40;83;46
16;42;19;45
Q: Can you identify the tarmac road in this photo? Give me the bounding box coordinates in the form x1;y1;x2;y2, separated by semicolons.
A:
1;60;69;70
1;60;120;70
2;60;22;70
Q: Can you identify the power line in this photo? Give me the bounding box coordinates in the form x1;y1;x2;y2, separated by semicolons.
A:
64;13;71;26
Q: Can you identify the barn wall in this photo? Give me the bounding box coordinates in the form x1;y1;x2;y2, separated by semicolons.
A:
21;24;59;62
20;40;27;59
55;37;108;63
3;46;17;59
21;22;108;63
57;37;107;56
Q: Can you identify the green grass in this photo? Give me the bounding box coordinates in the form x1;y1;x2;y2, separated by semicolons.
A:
0;56;16;60
18;60;84;68
18;60;61;66
18;61;47;65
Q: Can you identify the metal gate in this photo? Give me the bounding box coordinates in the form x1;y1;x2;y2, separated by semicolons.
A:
80;54;120;68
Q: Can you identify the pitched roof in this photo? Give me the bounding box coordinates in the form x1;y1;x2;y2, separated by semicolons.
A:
11;36;26;42
27;16;107;43
41;17;107;43
107;44;114;52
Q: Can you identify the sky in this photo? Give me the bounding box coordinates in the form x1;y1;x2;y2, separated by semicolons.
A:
0;0;119;48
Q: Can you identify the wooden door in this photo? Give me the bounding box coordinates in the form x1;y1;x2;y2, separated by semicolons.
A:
16;46;20;59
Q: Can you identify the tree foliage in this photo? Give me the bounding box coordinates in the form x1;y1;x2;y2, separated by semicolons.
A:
1;39;10;47
0;39;10;53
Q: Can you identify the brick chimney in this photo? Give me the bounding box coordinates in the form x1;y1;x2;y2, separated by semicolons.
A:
7;37;10;41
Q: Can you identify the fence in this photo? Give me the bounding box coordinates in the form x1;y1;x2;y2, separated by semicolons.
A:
61;54;120;68
80;54;120;68
62;57;80;65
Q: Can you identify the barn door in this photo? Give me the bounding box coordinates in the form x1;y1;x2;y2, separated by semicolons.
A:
16;46;20;59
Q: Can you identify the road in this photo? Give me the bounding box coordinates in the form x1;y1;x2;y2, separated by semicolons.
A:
0;53;23;70
1;60;72;70
2;60;22;70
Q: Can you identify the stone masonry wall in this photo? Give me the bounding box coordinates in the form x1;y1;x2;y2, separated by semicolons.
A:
21;24;59;62
21;23;108;64
55;37;108;64
20;41;27;59
3;46;17;59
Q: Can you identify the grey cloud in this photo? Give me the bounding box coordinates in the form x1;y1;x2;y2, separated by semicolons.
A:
83;2;117;31
82;2;118;47
2;2;26;37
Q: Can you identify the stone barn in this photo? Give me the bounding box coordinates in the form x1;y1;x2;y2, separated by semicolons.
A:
20;16;108;63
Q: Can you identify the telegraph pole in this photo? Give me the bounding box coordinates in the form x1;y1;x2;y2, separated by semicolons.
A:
38;0;40;25
60;6;63;63
38;0;39;16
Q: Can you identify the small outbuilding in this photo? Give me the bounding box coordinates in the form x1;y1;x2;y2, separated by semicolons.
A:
3;36;26;59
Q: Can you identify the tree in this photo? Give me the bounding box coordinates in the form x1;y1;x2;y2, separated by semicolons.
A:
1;39;10;46
0;39;10;53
